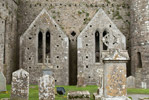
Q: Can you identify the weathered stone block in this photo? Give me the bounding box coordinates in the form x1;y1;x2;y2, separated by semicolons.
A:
39;75;55;100
103;50;129;99
127;76;135;88
77;71;85;87
67;91;90;100
10;69;29;100
0;72;7;92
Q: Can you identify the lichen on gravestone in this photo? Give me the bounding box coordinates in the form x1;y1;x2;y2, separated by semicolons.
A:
10;69;29;100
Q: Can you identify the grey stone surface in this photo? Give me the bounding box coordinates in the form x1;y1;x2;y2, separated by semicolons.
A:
77;8;126;85
11;69;29;100
0;72;7;92
67;91;90;100
20;9;69;85
39;75;55;100
130;0;149;88
127;76;135;88
0;0;18;84
0;0;148;87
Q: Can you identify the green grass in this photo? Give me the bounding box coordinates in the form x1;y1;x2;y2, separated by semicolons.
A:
127;88;149;94
0;85;149;100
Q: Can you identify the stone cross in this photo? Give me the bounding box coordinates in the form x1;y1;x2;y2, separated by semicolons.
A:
0;72;7;92
46;56;50;63
11;69;29;100
39;75;55;100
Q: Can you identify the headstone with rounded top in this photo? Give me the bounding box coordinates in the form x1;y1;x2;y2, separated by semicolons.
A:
39;75;55;100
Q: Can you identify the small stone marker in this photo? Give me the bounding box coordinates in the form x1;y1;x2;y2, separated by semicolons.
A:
77;71;85;87
39;75;55;100
11;69;29;100
0;72;7;92
67;91;90;100
127;76;135;88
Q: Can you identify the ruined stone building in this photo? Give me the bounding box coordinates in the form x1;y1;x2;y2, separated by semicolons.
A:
0;0;148;88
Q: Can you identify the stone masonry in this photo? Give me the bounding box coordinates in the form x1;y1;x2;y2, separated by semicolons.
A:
0;0;148;88
20;9;69;85
77;8;126;85
11;69;29;100
130;0;149;88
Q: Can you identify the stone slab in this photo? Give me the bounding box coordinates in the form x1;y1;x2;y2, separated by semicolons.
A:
39;75;55;100
127;76;135;88
0;72;6;92
104;63;127;97
67;91;90;100
10;69;29;100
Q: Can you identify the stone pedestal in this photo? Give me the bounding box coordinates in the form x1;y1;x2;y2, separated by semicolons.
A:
10;69;29;100
0;72;7;92
102;50;129;100
39;75;55;100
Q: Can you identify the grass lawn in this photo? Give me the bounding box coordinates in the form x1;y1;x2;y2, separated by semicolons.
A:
0;85;149;100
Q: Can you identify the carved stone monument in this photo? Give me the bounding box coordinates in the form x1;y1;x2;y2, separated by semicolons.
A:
103;49;129;100
11;69;29;100
39;75;55;100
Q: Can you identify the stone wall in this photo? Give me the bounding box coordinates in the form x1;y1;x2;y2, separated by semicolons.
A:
17;0;130;84
0;0;18;83
20;9;69;85
130;0;149;88
77;9;126;85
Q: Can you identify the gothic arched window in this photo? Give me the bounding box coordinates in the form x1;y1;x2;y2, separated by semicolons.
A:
46;31;50;63
95;31;100;62
38;31;43;63
103;30;108;50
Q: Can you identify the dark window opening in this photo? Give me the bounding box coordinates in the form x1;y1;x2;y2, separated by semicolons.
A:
71;31;76;37
103;30;108;50
46;31;50;63
95;31;100;62
38;31;43;63
137;52;142;68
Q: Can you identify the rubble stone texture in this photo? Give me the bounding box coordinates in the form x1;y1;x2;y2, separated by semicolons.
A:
0;0;148;88
0;0;18;84
67;91;90;100
20;9;69;85
0;72;7;92
39;75;55;100
11;69;29;100
127;76;135;88
77;8;126;85
130;0;149;88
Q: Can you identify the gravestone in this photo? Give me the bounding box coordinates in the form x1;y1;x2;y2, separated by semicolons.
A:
11;69;29;100
67;91;90;100
77;71;85;87
127;76;135;88
0;72;7;92
39;75;55;100
102;50;129;100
